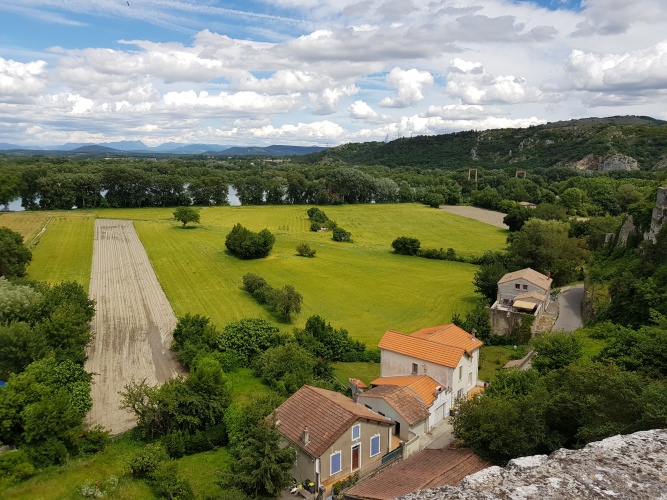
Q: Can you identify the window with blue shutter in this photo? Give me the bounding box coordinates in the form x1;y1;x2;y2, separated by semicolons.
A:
352;424;360;440
370;434;381;457
330;451;342;475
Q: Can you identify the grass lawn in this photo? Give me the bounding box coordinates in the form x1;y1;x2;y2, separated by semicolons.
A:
27;216;96;290
333;361;381;388
177;448;232;499
478;345;524;382
102;204;507;346
0;439;153;500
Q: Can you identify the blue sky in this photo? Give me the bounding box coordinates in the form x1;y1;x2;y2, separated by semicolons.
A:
1;0;667;147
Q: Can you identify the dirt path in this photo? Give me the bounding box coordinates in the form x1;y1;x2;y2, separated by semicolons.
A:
85;219;184;434
439;205;508;229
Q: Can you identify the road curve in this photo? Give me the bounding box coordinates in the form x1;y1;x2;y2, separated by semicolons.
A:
552;284;584;333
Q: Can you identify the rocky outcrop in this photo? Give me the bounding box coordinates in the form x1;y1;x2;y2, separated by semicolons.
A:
398;429;667;500
644;186;667;244
616;215;637;248
563;154;639;171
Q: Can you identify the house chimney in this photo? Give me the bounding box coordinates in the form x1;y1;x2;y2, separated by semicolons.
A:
471;328;477;341
302;426;310;445
547;271;551;280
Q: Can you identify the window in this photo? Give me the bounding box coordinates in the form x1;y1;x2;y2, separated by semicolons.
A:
522;284;528;291
370;434;381;457
515;283;521;290
411;363;418;374
330;451;342;475
468;373;472;385
352;424;360;441
459;366;463;380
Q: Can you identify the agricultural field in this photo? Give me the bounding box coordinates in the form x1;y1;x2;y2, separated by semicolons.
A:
99;204;507;345
3;204;507;346
28;216;96;288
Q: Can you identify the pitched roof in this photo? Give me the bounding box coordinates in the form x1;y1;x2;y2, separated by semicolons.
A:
370;375;443;407
498;268;552;290
274;385;391;458
349;377;368;389
378;325;483;368
358;385;430;426
410;324;483;355
345;448;491;500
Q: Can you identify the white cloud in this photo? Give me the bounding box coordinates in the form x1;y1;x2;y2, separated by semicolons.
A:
249;120;345;140
445;58;561;105
572;0;666;36
161;90;300;114
379;67;433;108
310;85;359;114
349;100;391;122
565;41;667;93
0;57;47;98
424;104;509;120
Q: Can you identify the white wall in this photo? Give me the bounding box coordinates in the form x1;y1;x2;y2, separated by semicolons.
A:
498;279;550;307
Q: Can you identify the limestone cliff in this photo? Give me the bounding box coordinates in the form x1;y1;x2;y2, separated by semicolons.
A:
644;186;667;244
398;429;667;500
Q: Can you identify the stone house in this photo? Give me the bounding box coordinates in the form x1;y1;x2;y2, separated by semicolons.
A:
273;385;396;496
490;268;553;336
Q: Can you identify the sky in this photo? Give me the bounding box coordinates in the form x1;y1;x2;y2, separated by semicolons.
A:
1;0;667;147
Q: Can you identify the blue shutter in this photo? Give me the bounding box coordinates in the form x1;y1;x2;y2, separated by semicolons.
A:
331;452;341;474
352;424;360;440
371;435;380;456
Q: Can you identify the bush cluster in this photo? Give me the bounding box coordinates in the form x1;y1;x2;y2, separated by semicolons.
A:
307;208;352;242
225;223;275;259
242;273;303;322
296;243;316;257
295;315;378;363
391;237;464;262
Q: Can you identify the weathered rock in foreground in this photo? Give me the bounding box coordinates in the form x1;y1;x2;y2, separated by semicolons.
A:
398;430;667;500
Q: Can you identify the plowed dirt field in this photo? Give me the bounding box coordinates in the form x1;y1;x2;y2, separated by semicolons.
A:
85;219;184;434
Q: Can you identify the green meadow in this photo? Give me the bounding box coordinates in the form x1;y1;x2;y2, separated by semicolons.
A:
97;204;507;345
3;204;507;346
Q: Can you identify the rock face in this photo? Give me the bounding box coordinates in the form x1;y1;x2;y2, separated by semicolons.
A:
398;430;667;500
616;215;637;248
565;154;639;171
644;186;667;244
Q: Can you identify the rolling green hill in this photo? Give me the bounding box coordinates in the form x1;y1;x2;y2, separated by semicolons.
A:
302;116;667;170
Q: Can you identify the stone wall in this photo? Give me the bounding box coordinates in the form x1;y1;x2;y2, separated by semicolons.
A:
398;429;667;500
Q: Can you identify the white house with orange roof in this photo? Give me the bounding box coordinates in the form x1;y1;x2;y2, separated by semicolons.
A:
364;374;452;432
376;324;483;402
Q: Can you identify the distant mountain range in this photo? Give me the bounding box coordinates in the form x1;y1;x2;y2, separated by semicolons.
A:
0;141;326;156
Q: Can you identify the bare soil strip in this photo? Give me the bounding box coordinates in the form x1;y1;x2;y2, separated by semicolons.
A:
85;219;184;434
439;205;509;229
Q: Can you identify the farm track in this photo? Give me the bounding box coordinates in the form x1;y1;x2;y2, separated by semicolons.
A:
85;219;184;434
439;205;508;229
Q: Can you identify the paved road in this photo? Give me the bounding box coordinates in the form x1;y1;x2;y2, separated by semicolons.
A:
552;284;584;332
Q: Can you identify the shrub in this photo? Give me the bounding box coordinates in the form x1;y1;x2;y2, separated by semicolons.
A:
127;443;169;479
391;236;421;255
242;273;269;294
332;227;351;242
0;450;35;480
296;243;316;257
149;461;195;500
307;207;329;223
225;224;275;259
78;425;111;455
310;221;322;232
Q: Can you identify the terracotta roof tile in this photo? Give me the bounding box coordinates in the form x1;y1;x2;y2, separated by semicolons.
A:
345;448;491;500
349;378;368;389
378;325;482;367
498;267;552;290
370;375;442;407
358;385;430;426
274;386;391;458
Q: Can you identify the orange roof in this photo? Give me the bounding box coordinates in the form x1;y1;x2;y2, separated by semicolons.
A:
370;375;443;406
379;331;460;368
349;377;368;389
358;385;430;426
409;324;483;356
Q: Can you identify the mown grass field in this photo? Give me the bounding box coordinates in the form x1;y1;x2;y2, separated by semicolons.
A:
28;216;96;290
2;204;507;345
96;204;507;345
333;361;381;388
